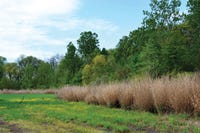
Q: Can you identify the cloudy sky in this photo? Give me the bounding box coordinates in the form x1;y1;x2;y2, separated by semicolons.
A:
0;0;187;62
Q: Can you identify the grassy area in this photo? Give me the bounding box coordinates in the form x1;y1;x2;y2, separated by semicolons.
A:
0;94;200;133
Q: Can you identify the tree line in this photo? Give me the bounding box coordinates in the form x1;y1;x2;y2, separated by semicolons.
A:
0;0;199;89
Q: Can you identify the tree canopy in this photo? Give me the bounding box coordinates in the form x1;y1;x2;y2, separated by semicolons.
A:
0;0;199;89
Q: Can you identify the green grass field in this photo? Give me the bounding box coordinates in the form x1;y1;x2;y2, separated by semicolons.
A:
0;94;200;133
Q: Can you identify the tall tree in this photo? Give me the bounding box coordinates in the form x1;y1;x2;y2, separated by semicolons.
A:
49;54;61;71
77;31;100;63
5;63;20;81
115;36;135;63
36;62;53;89
139;34;163;78
187;0;200;69
0;56;6;79
58;42;82;85
143;0;183;30
18;56;43;89
139;0;190;77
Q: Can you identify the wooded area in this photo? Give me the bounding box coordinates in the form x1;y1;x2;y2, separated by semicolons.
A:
0;0;199;89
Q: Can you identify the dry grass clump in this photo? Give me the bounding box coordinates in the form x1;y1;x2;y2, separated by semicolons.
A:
151;78;172;113
57;86;89;102
85;84;121;107
151;74;200;114
99;84;121;107
118;82;135;109
85;87;102;105
133;78;154;111
191;74;200;115
57;73;200;115
168;76;194;114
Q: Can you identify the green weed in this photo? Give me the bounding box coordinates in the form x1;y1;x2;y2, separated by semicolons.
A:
0;94;199;132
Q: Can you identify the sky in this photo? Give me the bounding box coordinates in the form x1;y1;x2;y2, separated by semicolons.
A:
0;0;188;62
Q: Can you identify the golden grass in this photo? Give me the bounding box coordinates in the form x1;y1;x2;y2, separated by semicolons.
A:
57;86;89;102
57;73;200;114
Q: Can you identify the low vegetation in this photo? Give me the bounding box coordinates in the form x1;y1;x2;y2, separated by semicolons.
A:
0;0;199;132
0;94;200;132
0;89;57;94
58;73;200;115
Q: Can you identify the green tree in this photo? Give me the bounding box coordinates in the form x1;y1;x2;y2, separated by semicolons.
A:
48;54;61;87
18;56;43;89
21;64;35;89
5;63;20;81
100;48;109;56
18;56;42;70
138;0;189;77
0;56;6;89
143;0;183;30
187;0;200;69
82;55;107;85
77;31;100;64
82;54;118;85
92;55;111;84
82;64;93;85
36;62;53;89
0;56;6;79
49;54;61;71
139;33;163;77
115;36;135;63
58;42;82;85
2;63;20;89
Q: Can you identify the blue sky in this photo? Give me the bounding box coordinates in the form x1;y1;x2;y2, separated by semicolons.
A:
0;0;188;62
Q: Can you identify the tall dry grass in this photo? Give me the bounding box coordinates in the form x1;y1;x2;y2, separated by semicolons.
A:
57;73;200;115
57;86;89;102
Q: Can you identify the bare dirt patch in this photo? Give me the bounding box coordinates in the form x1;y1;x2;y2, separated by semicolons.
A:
0;117;26;133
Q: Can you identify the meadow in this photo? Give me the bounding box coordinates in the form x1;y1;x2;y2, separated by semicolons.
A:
0;94;200;133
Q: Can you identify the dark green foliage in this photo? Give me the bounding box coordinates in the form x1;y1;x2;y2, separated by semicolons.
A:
0;77;20;90
143;0;183;30
49;54;61;71
115;36;135;63
187;0;200;70
36;62;54;89
136;0;194;77
5;63;20;81
21;64;36;89
71;70;83;85
77;31;100;64
18;56;42;71
18;56;43;89
0;56;6;79
0;0;199;88
57;42;82;85
139;35;163;78
100;48;109;56
0;58;22;89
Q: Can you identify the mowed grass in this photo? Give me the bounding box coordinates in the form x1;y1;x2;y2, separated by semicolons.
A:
0;94;200;133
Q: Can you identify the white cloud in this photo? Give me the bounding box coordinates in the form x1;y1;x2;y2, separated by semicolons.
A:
0;0;80;62
0;0;119;62
58;18;119;32
0;0;79;20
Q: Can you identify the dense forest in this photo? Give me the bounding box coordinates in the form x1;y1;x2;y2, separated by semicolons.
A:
0;0;199;89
